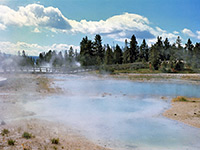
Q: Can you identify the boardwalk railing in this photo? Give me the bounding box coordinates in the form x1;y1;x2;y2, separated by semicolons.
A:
0;62;148;74
0;66;97;74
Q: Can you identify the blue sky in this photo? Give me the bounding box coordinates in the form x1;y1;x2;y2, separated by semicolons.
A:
0;0;199;55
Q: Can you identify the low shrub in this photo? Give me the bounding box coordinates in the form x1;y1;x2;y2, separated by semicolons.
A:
172;96;189;102
8;139;15;146
51;138;59;144
22;132;32;139
53;146;58;150
1;129;9;136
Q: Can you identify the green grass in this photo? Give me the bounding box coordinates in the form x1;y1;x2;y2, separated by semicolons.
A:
53;146;58;150
172;96;189;102
114;68;161;74
51;138;59;144
1;129;9;136
8;139;15;146
178;97;188;102
22;132;32;139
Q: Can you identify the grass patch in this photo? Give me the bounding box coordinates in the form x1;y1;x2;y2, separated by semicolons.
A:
53;146;58;150
7;139;15;146
181;75;200;81
172;96;189;102
22;132;32;139
51;138;59;144
36;77;56;93
114;68;161;74
1;129;9;136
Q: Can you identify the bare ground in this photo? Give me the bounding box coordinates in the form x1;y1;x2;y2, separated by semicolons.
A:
163;97;200;128
0;119;108;150
110;73;200;84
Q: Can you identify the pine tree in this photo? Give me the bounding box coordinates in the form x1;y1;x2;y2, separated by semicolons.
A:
169;44;177;70
58;51;63;66
185;38;194;67
93;34;104;65
123;35;138;63
155;36;164;61
22;50;26;57
163;38;171;60
129;34;138;63
80;36;94;66
19;50;35;67
139;39;149;62
149;44;161;70
149;37;164;70
64;50;69;66
123;39;129;63
52;50;59;67
74;49;79;62
105;44;113;65
176;36;182;49
37;52;44;65
45;50;52;62
175;36;184;61
113;44;123;64
192;43;200;69
68;46;74;64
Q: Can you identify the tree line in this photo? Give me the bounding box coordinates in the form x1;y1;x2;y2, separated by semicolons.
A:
0;47;80;69
1;34;200;72
36;47;79;67
0;50;35;69
79;34;200;72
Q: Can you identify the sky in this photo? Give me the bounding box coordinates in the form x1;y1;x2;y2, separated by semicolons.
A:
0;0;200;56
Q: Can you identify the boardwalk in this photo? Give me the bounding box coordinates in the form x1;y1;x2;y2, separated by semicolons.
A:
0;62;148;74
0;66;96;74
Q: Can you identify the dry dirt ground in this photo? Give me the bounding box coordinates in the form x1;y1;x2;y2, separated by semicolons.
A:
163;97;200;128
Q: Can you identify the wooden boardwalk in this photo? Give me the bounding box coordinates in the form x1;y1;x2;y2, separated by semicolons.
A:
0;62;148;74
0;66;96;74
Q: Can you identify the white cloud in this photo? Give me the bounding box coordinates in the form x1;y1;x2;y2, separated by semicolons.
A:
67;13;178;43
196;31;200;40
0;41;79;56
32;27;41;33
0;4;188;44
0;4;178;42
67;13;161;42
146;38;157;46
173;31;179;34
0;41;41;55
182;28;196;37
69;13;150;34
50;43;79;52
145;26;178;45
0;23;6;30
155;27;166;33
0;4;71;29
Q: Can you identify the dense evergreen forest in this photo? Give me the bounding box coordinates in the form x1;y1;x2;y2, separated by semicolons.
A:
1;34;200;73
79;34;200;72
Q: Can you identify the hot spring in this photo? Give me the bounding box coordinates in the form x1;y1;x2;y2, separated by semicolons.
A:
25;75;200;150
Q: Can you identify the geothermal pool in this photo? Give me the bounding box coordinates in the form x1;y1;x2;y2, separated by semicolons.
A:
0;77;6;86
0;77;6;82
25;75;200;150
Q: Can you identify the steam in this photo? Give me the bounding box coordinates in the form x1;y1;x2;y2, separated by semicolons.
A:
0;47;82;74
24;75;200;149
